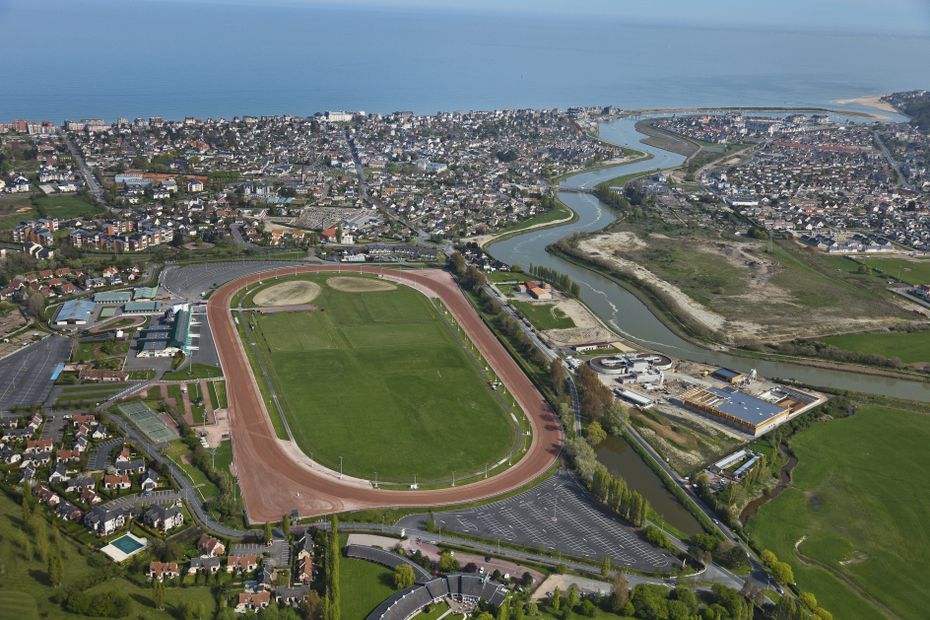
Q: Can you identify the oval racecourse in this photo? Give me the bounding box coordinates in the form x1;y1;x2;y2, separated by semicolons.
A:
207;266;562;522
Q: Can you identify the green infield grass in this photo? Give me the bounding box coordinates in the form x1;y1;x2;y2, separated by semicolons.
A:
248;274;515;483
818;331;930;365
511;300;575;330
746;403;930;619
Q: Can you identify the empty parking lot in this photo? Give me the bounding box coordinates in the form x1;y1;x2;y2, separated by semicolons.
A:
0;336;70;413
401;470;676;572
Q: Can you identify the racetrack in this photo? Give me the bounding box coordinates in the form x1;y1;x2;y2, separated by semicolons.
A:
207;265;563;523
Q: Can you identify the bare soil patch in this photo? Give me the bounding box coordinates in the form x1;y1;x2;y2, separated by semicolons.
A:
326;276;397;293
254;280;322;306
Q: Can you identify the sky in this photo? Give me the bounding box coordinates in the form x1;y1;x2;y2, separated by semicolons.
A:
133;0;930;35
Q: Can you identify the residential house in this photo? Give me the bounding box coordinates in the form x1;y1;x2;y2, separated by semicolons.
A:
226;555;258;574
188;556;222;575
142;503;184;532
85;507;128;535
236;591;271;614
148;561;180;581
198;534;225;557
103;474;131;490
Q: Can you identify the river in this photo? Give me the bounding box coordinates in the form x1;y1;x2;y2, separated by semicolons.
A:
487;115;930;403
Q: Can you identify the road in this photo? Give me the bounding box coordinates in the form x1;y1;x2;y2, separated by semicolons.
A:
206;265;562;522
622;423;774;590
872;129;913;190
62;131;108;207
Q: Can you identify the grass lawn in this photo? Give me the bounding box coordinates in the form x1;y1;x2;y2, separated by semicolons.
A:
340;557;398;620
511;301;576;330
31;194;102;220
164;441;220;499
249;275;515;483
0;490;215;619
414;602;451;619
210;380;228;409
746;403;930;619
858;256;930;285
162;363;223;381
485;270;523;283
540;607;634;620
818;331;930;365
495;199;573;236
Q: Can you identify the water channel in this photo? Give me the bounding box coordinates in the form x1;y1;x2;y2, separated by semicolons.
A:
488;115;930;402
487;114;930;531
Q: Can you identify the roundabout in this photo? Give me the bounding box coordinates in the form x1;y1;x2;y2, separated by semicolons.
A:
207;265;562;522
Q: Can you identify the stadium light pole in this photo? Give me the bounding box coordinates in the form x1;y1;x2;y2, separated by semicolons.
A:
339;456;343;479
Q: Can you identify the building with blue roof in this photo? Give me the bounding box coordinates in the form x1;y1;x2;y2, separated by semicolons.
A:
54;299;96;326
682;385;788;436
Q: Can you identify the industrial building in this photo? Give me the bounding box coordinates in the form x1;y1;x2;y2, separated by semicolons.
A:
590;353;672;386
54;300;96;326
680;385;819;436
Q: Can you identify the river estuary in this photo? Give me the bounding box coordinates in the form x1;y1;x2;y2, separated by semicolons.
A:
488;115;930;402
487;115;930;532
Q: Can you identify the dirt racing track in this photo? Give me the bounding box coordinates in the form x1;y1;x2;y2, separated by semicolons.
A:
207;265;563;523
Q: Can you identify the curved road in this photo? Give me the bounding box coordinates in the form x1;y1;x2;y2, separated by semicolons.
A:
207;265;562;523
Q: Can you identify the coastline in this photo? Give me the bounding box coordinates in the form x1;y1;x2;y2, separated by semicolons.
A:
831;94;897;114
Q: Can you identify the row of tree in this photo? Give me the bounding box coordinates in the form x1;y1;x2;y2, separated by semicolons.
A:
527;264;580;297
564;437;650;527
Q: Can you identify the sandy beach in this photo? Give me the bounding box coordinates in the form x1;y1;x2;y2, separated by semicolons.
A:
833;95;897;114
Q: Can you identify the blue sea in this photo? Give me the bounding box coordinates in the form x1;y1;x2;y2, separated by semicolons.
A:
1;0;929;121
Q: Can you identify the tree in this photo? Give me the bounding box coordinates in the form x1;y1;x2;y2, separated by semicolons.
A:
525;601;539;617
393;564;416;589
496;601;510;620
281;513;291;539
152;578;166;609
566;585;580;610
549;359;567;396
799;592;818;611
438;550;458;573
550;587;561;612
264;521;274;544
609;574;630;612
47;544;63;588
600;555;611;578
448;251;466;277
585;420;607;447
579;600;596;617
301;590;323;620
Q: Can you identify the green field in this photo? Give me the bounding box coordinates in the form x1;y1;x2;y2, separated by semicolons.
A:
818;331;930;365
340;557;397;620
511;301;576;330
31;194;102;220
858;256;930;285
746;404;930;619
249;275;515;482
162;363;223;381
0;491;214;619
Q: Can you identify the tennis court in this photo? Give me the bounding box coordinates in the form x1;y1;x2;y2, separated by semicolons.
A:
117;400;178;443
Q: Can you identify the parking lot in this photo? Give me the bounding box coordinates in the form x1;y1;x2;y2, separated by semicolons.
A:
0;336;70;413
404;471;676;572
160;261;306;301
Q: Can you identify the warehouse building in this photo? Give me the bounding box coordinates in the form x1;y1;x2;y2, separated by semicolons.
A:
681;385;789;436
54;300;96;326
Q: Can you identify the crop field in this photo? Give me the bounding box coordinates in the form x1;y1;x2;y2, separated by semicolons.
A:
818;331;930;366
746;403;930;620
511;301;576;330
249;274;514;483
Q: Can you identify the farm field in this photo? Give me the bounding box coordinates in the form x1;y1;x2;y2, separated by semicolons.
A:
746;403;930;620
511;300;576;330
249;274;515;483
818;331;930;366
